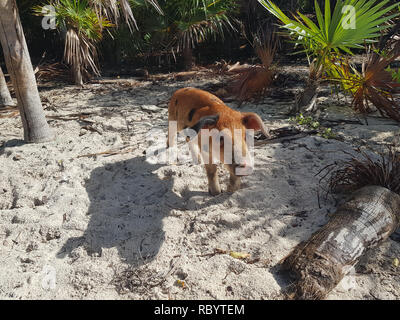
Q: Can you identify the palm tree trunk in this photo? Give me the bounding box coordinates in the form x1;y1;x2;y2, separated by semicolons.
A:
72;61;84;86
0;0;54;143
0;65;14;108
183;46;194;71
282;185;400;300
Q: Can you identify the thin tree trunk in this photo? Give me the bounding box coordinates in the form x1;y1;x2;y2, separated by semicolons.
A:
282;185;400;300
183;46;194;71
72;61;83;86
0;0;54;143
0;65;15;108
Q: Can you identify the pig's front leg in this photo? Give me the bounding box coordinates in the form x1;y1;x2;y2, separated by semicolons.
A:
205;164;221;196
226;165;241;193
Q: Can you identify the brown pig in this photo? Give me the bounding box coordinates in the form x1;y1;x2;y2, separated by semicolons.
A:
168;87;269;195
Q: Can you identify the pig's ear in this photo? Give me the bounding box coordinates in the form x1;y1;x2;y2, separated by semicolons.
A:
190;114;220;133
242;112;270;137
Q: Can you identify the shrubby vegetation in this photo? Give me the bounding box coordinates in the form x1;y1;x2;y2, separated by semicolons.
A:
2;0;399;121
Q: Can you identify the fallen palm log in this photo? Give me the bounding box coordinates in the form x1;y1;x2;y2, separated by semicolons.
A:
283;148;400;300
282;185;400;300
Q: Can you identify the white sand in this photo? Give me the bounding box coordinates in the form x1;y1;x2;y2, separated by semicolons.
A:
0;75;399;300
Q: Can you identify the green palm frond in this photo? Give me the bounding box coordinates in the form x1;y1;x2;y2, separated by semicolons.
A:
126;0;237;60
89;0;163;31
327;47;400;121
258;0;399;68
164;0;237;52
33;0;164;83
33;0;114;82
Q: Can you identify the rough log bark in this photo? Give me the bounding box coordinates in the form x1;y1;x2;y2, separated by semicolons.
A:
0;0;54;142
282;185;400;300
0;65;14;108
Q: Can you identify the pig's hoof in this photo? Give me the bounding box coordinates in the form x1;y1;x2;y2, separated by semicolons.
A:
227;184;240;193
208;187;221;196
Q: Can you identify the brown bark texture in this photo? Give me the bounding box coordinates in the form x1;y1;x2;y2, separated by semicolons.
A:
0;0;54;142
282;185;400;300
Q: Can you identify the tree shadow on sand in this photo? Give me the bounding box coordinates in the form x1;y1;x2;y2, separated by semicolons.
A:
57;155;224;266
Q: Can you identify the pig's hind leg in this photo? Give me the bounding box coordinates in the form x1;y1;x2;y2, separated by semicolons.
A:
205;164;221;196
226;165;241;193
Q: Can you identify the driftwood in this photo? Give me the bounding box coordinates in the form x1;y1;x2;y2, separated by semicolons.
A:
77;144;138;158
255;127;317;146
282;185;400;300
255;132;311;146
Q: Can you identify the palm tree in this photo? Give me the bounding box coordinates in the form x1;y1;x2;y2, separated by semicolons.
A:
34;0;163;85
169;0;237;70
0;65;15;108
130;0;237;70
0;0;54;142
43;0;113;85
259;0;400;114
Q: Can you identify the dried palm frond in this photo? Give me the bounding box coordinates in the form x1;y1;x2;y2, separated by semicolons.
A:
34;62;69;82
172;0;237;61
320;147;400;195
34;0;163;85
378;18;400;52
309;59;323;83
253;28;278;68
229;30;277;106
230;67;274;106
34;0;114;85
64;28;100;83
328;42;400;122
78;0;163;32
